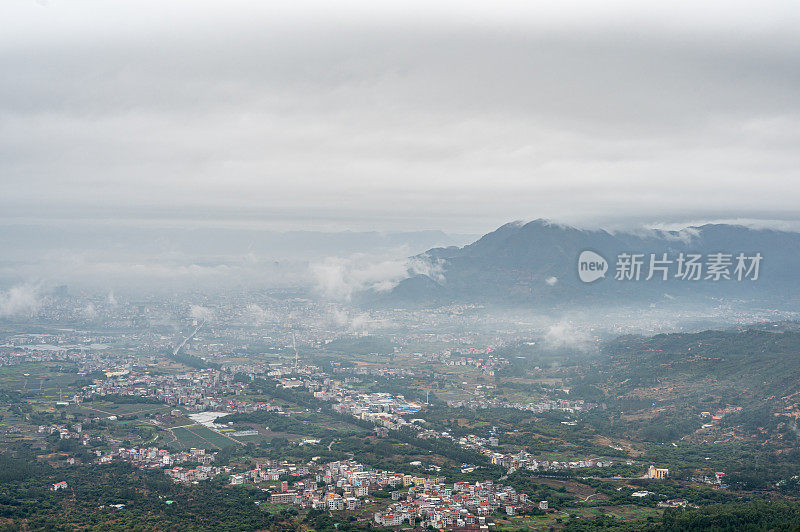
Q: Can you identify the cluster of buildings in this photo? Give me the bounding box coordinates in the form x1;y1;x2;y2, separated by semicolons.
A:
657;498;689;508
97;446;220;483
699;405;743;421
690;472;727;487
235;459;405;511
486;450;613;474
446;397;596;415
38;423;88;442
315;459;427;501
230;460;311;487
439;353;509;376
274;373;608;478
77;369;279;414
329;391;423;429
227;458;548;531
332;366;418;379
0;348;81;367
274;374;425;431
165;464;225;483
0;330;144;373
418;431;612;474
374;480;546;530
0;332;110;367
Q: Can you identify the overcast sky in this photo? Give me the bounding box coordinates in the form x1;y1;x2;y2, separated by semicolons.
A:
2;0;799;234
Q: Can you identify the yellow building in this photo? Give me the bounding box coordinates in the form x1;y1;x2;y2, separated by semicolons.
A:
647;465;669;479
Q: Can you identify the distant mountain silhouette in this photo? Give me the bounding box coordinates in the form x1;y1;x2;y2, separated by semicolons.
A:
366;219;800;308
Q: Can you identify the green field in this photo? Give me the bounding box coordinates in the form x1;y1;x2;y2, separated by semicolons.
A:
191;425;238;447
0;362;83;393
171;425;238;449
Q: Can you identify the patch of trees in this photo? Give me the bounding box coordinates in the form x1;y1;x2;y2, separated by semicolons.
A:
85;394;164;405
166;349;219;370
217;410;338;439
661;499;800;531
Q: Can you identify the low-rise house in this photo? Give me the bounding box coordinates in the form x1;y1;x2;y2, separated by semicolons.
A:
51;481;68;491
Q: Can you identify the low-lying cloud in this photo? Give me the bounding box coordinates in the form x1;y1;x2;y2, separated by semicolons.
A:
326;305;374;332
310;252;444;300
543;320;595;352
189;304;215;323
243;303;277;326
0;283;41;318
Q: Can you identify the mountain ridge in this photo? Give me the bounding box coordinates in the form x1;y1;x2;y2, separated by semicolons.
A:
366;220;800;308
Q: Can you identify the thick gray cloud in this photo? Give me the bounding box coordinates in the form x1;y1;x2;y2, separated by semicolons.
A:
1;0;799;233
